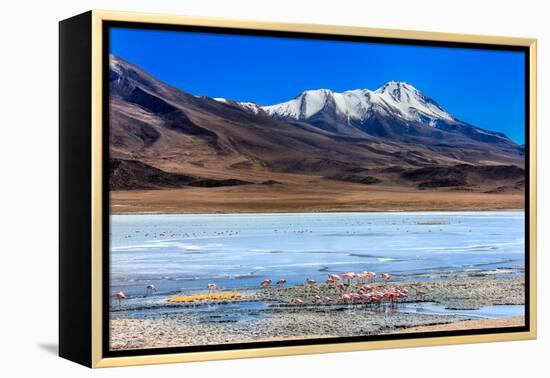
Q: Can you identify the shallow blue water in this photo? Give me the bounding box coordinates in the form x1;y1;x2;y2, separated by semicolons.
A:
401;303;524;319
110;299;524;322
110;211;524;298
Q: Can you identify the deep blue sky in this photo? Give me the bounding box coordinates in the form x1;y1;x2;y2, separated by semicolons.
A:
110;28;526;143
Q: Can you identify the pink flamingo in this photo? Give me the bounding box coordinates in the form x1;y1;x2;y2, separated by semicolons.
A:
387;288;398;304
322;296;333;304
340;293;352;303
342;272;355;286
398;288;409;302
326;274;340;287
328;274;341;283
349;292;361;303
291;298;304;305
358;272;370;284
260;279;272;288
116;291;126;306
381;273;392;283
276;279;287;287
358;285;370;294
359;293;370;303
367;272;377;282
306;278;316;286
207;283;217;294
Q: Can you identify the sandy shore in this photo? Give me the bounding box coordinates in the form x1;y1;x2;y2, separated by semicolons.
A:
110;184;524;214
110;276;524;350
398;316;524;333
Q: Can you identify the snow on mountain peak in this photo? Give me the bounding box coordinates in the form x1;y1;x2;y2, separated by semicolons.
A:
110;55;131;78
261;81;454;124
262;89;335;119
213;97;263;115
373;81;453;122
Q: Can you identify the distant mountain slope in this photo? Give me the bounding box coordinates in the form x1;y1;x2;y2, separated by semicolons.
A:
109;55;524;191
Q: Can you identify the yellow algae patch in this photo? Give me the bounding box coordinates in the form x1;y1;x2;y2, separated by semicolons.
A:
167;292;243;303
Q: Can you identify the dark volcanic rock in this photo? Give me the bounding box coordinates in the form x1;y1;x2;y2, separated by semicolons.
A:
418;178;467;189
327;174;382;185
110;159;197;190
188;178;251;188
400;166;467;183
110;159;251;190
261;180;282;185
401;164;524;190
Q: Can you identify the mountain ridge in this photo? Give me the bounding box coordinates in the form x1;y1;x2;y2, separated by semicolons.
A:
108;54;524;195
215;81;516;147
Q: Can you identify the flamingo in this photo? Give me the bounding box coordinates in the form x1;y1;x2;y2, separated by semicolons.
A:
260;279;272;288
306;278;316;286
276;279;287;287
342;272;355;286
328;274;341;283
398;288;409;302
387;288;398;304
359;293;370;303
326;274;340;287
349;292;361;303
207;283;217;294
340;293;352;303
146;284;156;297
363;272;372;283
358;285;371;295
116;291;126;306
367;272;377;282
381;273;391;283
291;298;304;305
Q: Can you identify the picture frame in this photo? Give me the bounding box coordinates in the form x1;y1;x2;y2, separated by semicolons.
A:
59;10;537;368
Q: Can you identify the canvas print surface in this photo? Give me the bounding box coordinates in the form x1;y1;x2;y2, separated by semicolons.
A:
107;27;527;352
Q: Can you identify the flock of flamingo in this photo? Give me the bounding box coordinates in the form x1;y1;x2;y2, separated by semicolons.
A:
114;271;427;308
255;272;424;307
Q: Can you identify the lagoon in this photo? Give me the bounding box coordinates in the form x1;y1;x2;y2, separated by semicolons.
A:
110;211;524;298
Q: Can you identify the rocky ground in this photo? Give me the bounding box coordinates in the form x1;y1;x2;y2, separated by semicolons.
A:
110;276;524;350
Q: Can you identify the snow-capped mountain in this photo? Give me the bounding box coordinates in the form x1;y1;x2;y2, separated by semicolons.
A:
110;53;523;184
263;81;454;124
219;81;514;146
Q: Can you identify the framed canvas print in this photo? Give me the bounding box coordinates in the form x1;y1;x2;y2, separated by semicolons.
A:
59;10;537;368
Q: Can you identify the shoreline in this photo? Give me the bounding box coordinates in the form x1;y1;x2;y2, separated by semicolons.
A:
110;208;525;216
110;276;525;351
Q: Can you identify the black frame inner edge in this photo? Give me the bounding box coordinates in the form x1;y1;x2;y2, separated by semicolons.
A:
101;20;531;358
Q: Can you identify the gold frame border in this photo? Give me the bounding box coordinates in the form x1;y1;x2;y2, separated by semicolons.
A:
90;9;537;368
